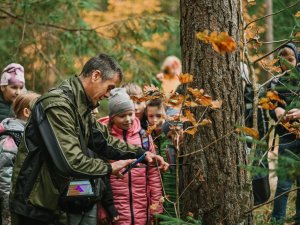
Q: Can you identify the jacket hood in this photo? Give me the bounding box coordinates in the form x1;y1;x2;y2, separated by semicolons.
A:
0;118;26;134
280;42;300;72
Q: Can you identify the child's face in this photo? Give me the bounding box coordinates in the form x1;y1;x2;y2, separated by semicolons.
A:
133;100;145;120
280;48;297;72
1;84;24;103
147;106;165;127
112;110;135;130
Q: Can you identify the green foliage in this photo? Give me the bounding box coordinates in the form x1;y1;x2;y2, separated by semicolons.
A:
0;0;179;93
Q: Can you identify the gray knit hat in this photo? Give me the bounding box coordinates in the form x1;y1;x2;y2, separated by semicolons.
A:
108;88;134;117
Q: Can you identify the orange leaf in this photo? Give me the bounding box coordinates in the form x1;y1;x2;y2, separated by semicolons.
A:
236;126;259;139
185;110;197;126
197;94;212;107
130;96;147;102
198;119;212;126
146;124;157;135
167;93;185;107
281;121;300;138
266;91;286;106
179;73;193;84
258;97;277;110
196;31;237;55
187;87;204;98
184;126;198;136
211;100;222;109
259;59;281;73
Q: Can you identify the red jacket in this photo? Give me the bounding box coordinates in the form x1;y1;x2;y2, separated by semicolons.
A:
98;117;163;225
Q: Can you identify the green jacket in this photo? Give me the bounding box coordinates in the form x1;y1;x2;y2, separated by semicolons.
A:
10;76;145;223
0;92;14;122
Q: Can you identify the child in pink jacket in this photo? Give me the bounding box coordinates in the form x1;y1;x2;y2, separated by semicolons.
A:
98;88;162;225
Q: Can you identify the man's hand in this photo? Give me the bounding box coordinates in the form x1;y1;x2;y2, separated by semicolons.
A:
110;159;134;178
145;152;169;172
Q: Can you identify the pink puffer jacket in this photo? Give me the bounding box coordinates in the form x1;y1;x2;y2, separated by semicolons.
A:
98;117;163;225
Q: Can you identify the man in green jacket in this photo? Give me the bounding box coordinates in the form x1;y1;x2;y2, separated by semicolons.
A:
10;53;168;225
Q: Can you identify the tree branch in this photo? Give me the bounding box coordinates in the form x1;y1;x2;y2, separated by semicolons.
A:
245;187;300;214
244;0;300;30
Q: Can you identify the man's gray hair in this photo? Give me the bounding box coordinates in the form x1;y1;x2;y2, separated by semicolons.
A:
80;54;123;81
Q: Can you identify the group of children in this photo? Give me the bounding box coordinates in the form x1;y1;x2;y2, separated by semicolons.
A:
2;43;299;225
0;56;183;225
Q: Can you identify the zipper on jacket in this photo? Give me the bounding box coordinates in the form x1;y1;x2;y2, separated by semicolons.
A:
123;130;135;225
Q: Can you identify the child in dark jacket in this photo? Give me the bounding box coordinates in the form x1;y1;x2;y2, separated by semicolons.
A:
270;42;300;224
0;92;40;225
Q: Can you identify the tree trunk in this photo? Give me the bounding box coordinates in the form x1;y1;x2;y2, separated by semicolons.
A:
180;0;252;224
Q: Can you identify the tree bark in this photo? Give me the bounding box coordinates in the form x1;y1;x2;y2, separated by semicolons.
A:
180;0;252;224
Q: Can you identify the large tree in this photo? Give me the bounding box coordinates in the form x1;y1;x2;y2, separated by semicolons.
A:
180;0;252;224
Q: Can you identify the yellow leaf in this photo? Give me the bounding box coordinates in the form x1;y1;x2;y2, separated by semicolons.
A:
236;126;259;139
295;11;300;17
179;73;193;84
